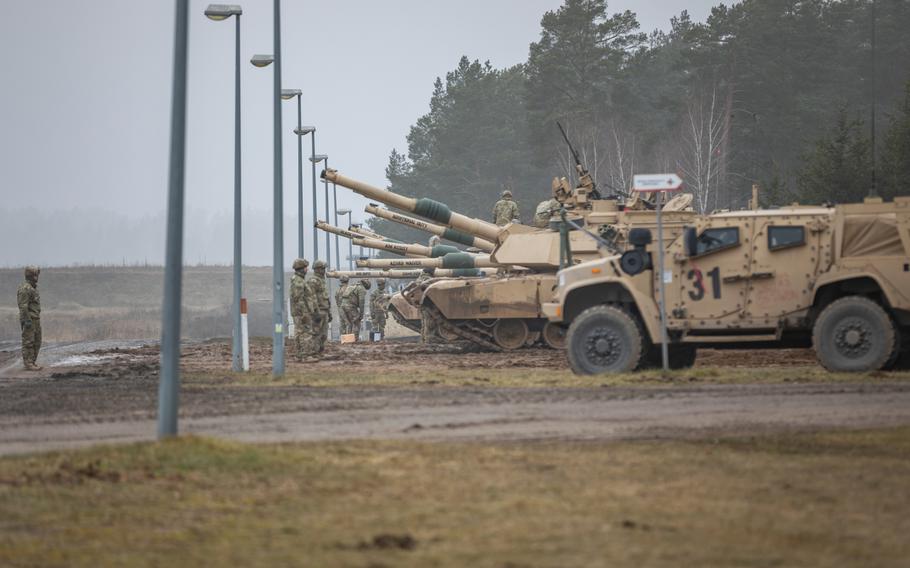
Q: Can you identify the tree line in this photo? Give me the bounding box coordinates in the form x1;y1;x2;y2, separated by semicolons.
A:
371;0;910;244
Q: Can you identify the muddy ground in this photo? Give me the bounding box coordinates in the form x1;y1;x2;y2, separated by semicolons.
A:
0;339;908;455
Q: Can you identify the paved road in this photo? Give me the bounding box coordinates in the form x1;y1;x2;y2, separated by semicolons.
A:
1;380;908;455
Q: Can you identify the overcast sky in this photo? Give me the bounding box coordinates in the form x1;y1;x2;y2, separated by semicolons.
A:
0;0;716;266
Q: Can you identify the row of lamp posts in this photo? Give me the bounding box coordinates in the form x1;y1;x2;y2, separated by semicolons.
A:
159;1;354;438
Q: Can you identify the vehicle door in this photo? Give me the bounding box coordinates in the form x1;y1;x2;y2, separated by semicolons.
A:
666;218;753;331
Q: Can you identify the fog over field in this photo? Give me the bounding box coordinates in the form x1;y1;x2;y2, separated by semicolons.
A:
0;0;714;267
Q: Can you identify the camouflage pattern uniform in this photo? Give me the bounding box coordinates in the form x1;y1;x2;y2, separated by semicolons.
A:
344;280;371;341
335;276;350;334
307;261;332;352
338;280;361;337
369;278;391;338
289;259;315;359
492;190;520;226
533;198;559;228
18;266;42;370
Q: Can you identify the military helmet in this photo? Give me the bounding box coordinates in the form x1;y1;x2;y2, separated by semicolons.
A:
24;266;40;279
501;189;513;198
292;258;309;270
361;279;372;289
340;275;349;283
313;260;327;270
377;278;387;287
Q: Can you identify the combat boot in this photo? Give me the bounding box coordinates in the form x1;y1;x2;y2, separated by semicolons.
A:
23;362;42;371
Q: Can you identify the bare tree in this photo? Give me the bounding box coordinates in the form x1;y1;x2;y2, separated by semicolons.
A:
677;82;731;213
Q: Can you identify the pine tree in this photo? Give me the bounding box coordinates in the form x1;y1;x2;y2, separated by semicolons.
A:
880;81;910;199
797;109;873;205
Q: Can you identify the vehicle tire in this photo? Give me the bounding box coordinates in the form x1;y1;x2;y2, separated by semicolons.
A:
812;296;897;372
566;305;644;375
542;322;568;350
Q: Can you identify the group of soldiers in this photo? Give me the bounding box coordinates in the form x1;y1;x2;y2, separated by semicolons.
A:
289;258;391;360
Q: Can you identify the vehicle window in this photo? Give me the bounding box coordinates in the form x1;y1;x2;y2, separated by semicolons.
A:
768;226;805;251
695;227;739;256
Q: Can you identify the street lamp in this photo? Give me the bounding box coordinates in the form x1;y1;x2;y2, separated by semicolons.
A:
250;53;273;68
309;154;329;266
204;3;244;373
281;89;305;259
295;126;317;261
337;208;353;269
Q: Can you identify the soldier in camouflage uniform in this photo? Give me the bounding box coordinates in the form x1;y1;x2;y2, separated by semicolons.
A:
18;266;42;370
308;260;332;353
338;278;360;338
335;275;350;334
533;198;559;228
492;189;520;226
352;279;371;340
289;259;314;360
369;278;391;339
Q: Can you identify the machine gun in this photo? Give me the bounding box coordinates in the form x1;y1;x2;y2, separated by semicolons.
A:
556;122;602;200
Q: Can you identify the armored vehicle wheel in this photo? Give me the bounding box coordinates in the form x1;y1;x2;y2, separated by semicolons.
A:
566;305;643;375
542;322;568;349
437;325;459;342
813;296;897;372
493;319;529;350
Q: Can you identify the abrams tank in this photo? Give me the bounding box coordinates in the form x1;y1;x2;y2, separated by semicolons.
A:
323;159;697;351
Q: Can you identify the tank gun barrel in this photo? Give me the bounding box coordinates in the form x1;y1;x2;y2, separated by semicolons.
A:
356;253;502;270
365;204;496;252
328;270;424;279
348;224;400;243
316;220;424;258
351;237;461;259
323;168;502;243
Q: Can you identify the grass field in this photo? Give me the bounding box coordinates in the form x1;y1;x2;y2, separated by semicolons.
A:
1;429;908;567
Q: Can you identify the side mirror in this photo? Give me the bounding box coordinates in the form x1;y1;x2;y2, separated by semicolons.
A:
684;227;698;257
628;228;653;248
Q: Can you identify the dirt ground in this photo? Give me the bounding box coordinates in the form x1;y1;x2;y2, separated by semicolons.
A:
0;339;909;455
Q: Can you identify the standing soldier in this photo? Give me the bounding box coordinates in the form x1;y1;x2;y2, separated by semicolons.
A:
339;278;360;338
335;275;350;334
370;278;391;339
308;260;332;353
352;279;371;340
416;270;440;344
289;259;313;360
492;189;520;226
18;266;42;370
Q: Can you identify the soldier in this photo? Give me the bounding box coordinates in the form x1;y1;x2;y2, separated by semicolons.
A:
335;275;350;334
352;279;371;340
307;260;332;355
338;278;360;338
289;259;313;360
416;270;440;344
492;189;520;226
18;266;42;370
370;278;391;339
533;198;559;228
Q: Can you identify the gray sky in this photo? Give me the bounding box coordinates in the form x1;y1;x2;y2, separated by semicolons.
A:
0;0;715;266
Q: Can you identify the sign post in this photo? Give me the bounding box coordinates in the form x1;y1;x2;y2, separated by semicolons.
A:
632;174;684;372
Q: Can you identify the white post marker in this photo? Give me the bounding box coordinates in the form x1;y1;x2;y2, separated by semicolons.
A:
632;174;684;372
240;298;250;372
287;297;295;339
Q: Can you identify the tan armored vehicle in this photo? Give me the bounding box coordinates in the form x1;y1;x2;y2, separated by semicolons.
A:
544;197;910;373
323;165;697;350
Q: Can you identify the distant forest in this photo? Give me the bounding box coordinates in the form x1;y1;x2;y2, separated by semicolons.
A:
372;0;910;242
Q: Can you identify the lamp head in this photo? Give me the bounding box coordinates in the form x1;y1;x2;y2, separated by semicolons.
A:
281;89;302;100
205;4;242;20
294;126;316;136
250;54;274;68
310;154;328;164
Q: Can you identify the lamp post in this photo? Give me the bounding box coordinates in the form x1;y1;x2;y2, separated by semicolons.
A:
248;12;286;377
309;154;328;263
337;208;353;269
294;125;316;260
281;89;305;257
204;3;244;373
159;0;190;439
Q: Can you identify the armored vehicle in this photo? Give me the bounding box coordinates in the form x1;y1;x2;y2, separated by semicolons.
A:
323;167;697;350
544;197;910;374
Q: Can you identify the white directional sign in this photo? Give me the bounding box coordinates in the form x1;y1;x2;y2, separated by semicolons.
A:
632;173;684;192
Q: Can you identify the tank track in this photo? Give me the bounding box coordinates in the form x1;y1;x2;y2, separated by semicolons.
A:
389;306;421;333
423;303;502;352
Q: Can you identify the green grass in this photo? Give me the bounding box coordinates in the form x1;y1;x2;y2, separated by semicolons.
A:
1;429;909;567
